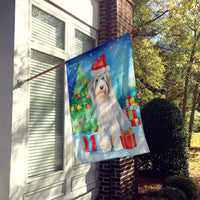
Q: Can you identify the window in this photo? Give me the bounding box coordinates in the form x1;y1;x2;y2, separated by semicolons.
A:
75;29;96;56
28;5;97;177
13;1;99;199
32;6;65;50
28;6;64;178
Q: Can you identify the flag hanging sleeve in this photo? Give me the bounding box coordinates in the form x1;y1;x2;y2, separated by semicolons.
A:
66;33;149;164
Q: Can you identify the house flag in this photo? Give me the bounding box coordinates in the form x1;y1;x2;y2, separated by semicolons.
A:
66;33;149;164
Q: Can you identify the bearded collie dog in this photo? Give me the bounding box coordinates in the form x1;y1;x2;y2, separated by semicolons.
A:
88;71;131;153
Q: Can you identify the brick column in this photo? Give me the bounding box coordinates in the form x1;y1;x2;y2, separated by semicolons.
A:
98;1;138;200
98;161;111;199
98;157;138;200
98;0;133;45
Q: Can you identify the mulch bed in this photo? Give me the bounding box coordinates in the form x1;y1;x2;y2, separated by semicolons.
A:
137;172;200;200
137;172;162;200
137;148;200;200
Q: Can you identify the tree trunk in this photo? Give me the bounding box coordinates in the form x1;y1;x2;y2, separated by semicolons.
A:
182;65;192;119
182;43;197;119
188;75;200;148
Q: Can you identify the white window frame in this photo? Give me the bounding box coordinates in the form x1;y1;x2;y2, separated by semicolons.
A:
12;0;99;199
27;1;68;184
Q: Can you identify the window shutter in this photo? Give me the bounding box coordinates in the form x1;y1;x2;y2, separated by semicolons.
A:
28;50;64;178
31;6;65;50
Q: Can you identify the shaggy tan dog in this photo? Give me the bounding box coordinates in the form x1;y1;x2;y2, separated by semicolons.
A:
88;71;131;153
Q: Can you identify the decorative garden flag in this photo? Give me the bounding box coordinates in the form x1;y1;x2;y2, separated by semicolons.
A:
66;33;149;164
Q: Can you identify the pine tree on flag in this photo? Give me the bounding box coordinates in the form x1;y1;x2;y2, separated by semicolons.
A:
70;63;98;134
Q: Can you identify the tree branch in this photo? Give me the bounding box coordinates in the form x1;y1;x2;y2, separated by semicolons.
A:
140;9;170;27
197;31;200;40
186;21;196;32
132;9;170;38
136;76;166;94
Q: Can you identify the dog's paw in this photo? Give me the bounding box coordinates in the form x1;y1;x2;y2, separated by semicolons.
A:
99;141;105;150
101;140;112;153
102;148;111;153
114;146;123;151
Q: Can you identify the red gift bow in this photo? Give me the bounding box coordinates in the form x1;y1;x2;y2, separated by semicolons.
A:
122;127;132;135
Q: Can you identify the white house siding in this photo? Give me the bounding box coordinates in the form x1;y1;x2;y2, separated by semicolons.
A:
48;0;99;30
0;0;100;199
0;0;15;199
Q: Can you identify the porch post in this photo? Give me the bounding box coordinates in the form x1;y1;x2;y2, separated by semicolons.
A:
98;0;138;199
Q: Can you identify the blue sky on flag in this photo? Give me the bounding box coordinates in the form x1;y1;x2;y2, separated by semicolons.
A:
66;33;135;107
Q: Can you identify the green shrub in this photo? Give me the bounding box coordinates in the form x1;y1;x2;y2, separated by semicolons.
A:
163;175;198;200
140;98;189;177
159;186;187;200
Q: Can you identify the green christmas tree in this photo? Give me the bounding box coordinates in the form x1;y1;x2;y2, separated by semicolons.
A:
70;63;98;134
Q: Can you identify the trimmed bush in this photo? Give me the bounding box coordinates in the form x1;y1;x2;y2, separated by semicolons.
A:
163;175;198;200
159;186;187;200
140;98;189;177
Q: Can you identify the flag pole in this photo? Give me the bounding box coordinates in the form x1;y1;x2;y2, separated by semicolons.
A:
16;61;66;88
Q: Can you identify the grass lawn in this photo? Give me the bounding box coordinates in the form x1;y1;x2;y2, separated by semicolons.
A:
189;132;200;198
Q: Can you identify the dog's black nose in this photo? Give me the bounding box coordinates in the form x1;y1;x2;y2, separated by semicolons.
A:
100;85;104;90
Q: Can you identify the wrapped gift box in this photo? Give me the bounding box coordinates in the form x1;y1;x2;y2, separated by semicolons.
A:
120;127;137;149
83;132;98;152
126;109;137;120
131;119;141;127
126;95;138;107
123;107;140;121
